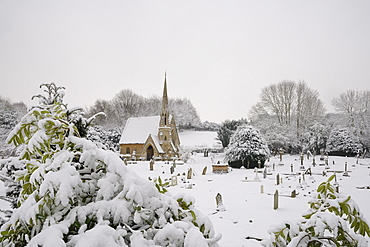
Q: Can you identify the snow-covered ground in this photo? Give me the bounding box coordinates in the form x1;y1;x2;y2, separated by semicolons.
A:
179;130;222;149
1;131;369;246
127;153;370;246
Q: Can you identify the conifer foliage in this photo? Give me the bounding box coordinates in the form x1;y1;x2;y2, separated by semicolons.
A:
0;83;220;246
225;125;270;165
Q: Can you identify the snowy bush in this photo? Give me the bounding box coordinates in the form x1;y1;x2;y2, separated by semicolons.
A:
262;175;370;247
87;125;121;151
301;122;329;153
225;125;270;167
326;128;362;156
0;83;220;246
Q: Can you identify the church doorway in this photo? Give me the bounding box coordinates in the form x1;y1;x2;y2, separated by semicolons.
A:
147;145;154;160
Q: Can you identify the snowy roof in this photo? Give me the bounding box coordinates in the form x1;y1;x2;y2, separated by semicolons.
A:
119;116;160;144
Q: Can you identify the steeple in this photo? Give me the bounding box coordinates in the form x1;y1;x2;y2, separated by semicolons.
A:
160;72;169;127
161;72;168;113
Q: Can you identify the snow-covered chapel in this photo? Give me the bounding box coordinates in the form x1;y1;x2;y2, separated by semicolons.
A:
119;74;180;160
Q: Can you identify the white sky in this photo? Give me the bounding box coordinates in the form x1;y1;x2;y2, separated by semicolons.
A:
1;1;370;123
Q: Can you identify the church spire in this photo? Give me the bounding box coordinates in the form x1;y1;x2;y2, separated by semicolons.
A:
161;72;169;115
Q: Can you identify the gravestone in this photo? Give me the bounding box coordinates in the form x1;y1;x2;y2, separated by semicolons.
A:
279;149;283;162
170;165;175;174
216;193;226;211
171;176;178;186
299;154;305;171
343;162;349;177
276;174;280;185
202;166;207;175
187;168;193;179
260;185;264;194
149;159;154;171
273;190;279;210
291;190;297;198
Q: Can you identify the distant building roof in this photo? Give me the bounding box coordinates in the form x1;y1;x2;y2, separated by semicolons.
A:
119;116;160;145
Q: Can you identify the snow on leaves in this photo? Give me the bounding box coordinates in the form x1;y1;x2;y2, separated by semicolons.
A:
0;83;220;247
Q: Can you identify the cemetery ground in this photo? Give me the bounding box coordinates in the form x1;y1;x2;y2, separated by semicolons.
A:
0;152;369;246
128;153;368;246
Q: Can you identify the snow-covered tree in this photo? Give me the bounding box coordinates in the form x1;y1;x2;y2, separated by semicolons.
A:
262;175;370;247
225;125;270;167
326;128;362;156
302;122;330;153
331;90;370;155
217;119;247;148
0;83;220;246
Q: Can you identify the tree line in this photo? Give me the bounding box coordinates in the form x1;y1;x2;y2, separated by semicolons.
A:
218;81;370;157
86;89;204;129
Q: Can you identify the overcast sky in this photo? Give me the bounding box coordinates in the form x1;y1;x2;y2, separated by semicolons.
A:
1;1;370;123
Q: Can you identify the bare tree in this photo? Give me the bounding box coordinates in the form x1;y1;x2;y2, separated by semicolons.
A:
331;90;370;153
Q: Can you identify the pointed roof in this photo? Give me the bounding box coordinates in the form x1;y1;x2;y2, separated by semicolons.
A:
161;72;168;114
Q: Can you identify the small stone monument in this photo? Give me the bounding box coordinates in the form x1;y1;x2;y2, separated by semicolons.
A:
216;193;226;211
170;165;175;174
202;166;207;175
279;149;283;162
291;190;297;198
273;190;279;210
299;154;305;171
149;159;154;171
171;175;178;186
260;185;264;194
187;168;193;179
343;162;349;177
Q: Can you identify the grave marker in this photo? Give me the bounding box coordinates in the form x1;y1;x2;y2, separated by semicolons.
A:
149;159;154;171
291;190;297;198
171;176;178;186
187;168;193;179
170;165;175;174
273;190;279;210
276;174;280;185
216;193;226;211
343;162;349;177
202;166;207;175
260;185;264;194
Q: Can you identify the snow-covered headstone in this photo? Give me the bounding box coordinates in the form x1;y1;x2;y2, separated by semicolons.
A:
171;175;178;186
216;193;226;211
